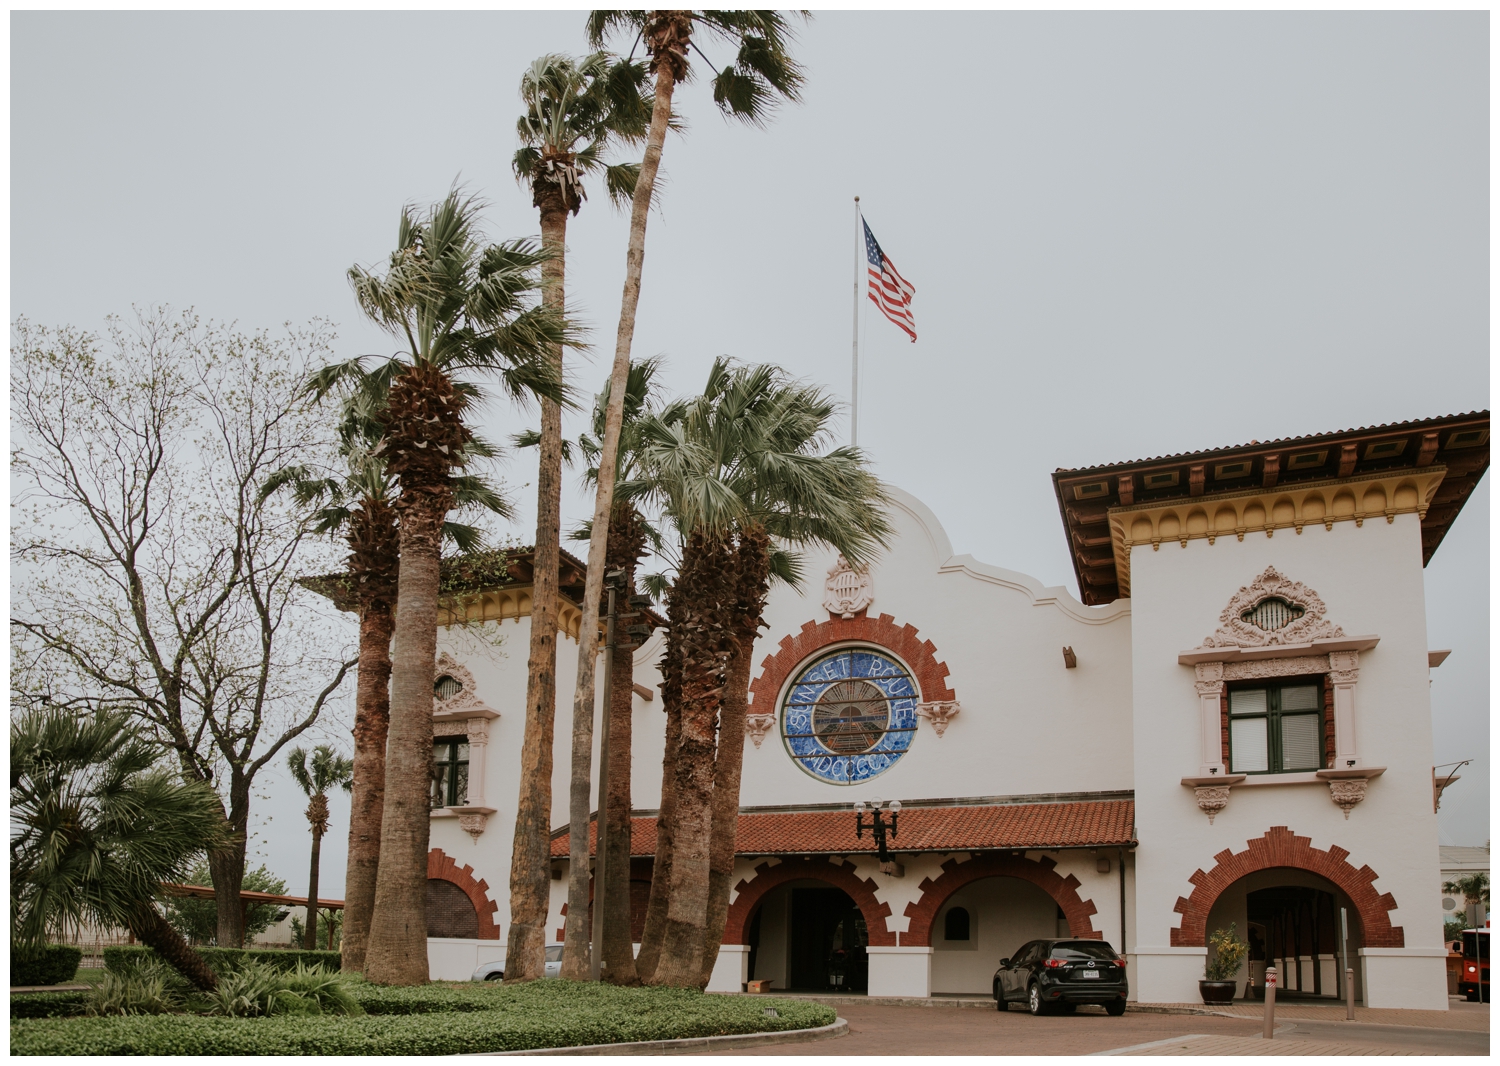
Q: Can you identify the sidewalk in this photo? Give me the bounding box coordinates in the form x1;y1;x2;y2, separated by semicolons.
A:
1102;1034;1431;1056
1137;1000;1488;1031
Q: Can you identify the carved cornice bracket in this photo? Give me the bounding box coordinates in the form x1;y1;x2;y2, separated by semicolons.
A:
916;700;961;737
745;713;777;748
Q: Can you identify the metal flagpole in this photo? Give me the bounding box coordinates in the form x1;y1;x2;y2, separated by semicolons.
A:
852;195;861;447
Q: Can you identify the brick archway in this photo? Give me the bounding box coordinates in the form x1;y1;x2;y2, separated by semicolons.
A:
901;853;1102;946
748;612;957;711
427;848;500;939
1169;826;1403;948
723;857;897;946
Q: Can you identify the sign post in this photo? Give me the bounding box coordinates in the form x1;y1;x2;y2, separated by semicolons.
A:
1262;965;1277;1039
1342;907;1355;1020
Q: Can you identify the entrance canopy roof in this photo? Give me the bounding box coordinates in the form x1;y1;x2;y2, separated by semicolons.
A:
551;795;1136;859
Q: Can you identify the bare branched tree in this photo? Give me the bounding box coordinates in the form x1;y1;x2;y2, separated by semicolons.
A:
11;309;357;947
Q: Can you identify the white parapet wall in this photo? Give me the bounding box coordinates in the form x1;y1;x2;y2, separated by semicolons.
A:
1129;947;1207;1004
867;946;933;998
427;937;507;982
706;944;751;993
1361;949;1450;1010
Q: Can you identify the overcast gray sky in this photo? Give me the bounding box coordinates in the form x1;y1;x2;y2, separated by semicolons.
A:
12;11;1488;895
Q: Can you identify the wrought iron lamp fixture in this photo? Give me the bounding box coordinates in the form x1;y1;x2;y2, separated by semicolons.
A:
854;797;901;864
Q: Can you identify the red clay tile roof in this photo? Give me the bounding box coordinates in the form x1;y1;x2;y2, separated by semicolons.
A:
550;800;1135;858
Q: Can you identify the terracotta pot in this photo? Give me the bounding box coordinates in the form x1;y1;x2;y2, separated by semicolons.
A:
1199;979;1238;1004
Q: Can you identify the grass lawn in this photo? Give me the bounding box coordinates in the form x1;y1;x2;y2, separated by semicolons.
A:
74;968;107;985
11;979;837;1056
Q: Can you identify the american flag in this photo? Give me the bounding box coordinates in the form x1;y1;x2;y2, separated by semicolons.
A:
863;218;916;342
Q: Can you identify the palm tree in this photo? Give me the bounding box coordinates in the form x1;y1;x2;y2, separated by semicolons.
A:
555;13;805;985
507;52;650;985
287;744;355;950
1445;872;1490;925
11;708;228;991
630;359;892;987
281;382;512;974
331;189;571;985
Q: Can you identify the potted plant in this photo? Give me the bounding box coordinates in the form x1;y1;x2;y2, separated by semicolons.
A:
1201;924;1249;1003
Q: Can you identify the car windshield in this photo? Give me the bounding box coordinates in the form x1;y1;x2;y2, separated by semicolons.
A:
545;946;564;962
1050;941;1119;961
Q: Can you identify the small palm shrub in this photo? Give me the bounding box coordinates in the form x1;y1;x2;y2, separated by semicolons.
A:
85;959;187;1016
204;962;362;1018
1205;923;1250;982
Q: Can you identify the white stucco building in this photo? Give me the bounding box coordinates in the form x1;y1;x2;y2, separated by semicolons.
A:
327;411;1487;1009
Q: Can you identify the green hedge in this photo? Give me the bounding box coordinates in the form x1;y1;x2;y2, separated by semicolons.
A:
10;992;87;1020
103;945;341;976
11;945;83;987
11;980;837;1056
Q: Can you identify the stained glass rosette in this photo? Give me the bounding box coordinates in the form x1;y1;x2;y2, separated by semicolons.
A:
781;647;918;784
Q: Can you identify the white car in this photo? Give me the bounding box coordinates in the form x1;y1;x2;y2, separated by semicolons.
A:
472;945;563;982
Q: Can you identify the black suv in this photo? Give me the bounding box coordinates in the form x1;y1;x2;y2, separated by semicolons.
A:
994;939;1128;1015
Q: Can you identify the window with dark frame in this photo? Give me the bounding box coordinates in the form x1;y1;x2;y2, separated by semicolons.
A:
1227;681;1324;774
944;907;971;941
431;736;470;808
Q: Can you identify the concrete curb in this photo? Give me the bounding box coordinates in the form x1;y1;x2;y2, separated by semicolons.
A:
478;1017;849;1056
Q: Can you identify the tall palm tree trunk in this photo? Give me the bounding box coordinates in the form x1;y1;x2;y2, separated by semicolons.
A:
602;503;648;985
698;527;770;988
562;29;685;981
304;810;325;950
634;642;681;983
129;902;218;992
365;363;465;986
342;590;395;972
652;530;737;987
559;50;679;981
507;182;571;985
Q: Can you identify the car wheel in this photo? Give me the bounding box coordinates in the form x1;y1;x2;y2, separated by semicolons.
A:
1027;982;1047;1016
1105;998;1127;1017
484;971;504;981
994;982;1006;1010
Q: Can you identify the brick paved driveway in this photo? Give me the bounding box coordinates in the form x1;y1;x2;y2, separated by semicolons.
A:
712;1002;1488;1057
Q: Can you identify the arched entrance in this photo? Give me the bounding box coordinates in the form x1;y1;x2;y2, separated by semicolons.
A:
744;880;871;992
1169;826;1402;949
426;848;500;939
902;852;1102;945
927;876;1071;995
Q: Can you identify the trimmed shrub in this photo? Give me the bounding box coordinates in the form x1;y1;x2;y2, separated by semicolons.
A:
10;992;87;1020
10;981;837;1056
103;945;341;976
11;945;83;986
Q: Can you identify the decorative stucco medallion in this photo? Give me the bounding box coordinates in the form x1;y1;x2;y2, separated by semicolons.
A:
823;555;874;619
434;653;480;712
1197;566;1345;649
781;646;917;784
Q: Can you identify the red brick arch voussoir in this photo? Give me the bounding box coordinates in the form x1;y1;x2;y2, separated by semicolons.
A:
723;857;898;946
748;612;957;711
1169;826;1403;948
428;848;500;939
901;853;1102;946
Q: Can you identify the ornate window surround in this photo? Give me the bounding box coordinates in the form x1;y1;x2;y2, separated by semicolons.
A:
430;653;500;839
1177;568;1385;822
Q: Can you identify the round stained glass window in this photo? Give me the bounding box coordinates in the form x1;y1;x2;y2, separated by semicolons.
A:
781;647;918;784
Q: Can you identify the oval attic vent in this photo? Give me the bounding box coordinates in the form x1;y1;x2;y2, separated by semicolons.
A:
1241;597;1304;631
434;674;463;699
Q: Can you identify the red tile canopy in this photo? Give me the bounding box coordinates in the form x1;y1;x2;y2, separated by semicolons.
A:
551;799;1136;858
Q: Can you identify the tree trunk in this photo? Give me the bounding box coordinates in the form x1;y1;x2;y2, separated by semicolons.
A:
634;643;681;984
208;773;250;947
698;528;771;988
560;30;681;981
304;822;324;950
652;530;737;988
506;187;570;985
342;595;394;972
130;902;217;991
603;504;648;986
